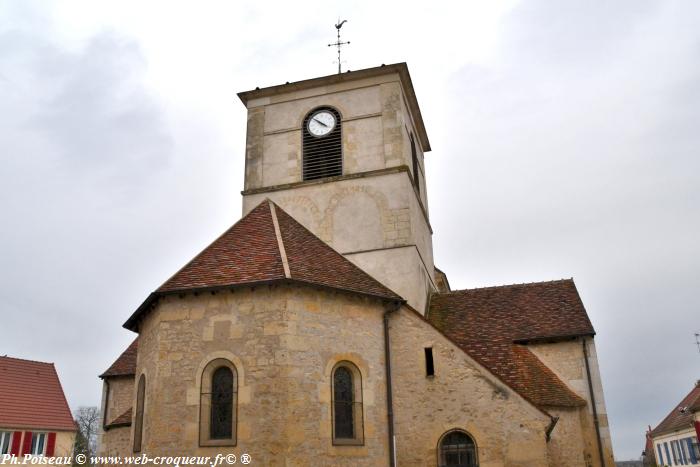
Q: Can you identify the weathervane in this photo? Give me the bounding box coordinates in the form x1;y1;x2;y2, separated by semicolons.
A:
695;332;700;354
328;19;350;74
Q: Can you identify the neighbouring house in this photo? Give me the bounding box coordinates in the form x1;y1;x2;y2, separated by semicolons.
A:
0;356;77;458
643;426;657;466
650;380;700;466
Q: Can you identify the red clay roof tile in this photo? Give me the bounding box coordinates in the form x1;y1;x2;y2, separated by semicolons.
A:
105;407;132;429
650;381;700;437
100;338;138;379
0;356;76;431
124;200;401;330
428;279;592;409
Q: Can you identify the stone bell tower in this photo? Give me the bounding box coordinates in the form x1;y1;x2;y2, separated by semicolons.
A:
237;63;435;312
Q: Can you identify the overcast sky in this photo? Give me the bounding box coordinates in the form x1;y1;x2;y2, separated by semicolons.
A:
1;0;698;460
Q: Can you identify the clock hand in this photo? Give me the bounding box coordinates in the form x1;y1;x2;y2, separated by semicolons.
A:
313;118;329;127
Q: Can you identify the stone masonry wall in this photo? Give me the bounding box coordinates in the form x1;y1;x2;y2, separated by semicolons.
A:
133;284;390;466
544;407;587;467
243;172;436;313
100;426;131;457
390;308;552;467
528;338;615;466
104;377;134;426
99;376;135;457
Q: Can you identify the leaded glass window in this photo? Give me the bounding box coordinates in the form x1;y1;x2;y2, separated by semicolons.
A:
333;367;354;439
331;362;363;445
439;430;478;467
210;367;233;439
199;359;237;446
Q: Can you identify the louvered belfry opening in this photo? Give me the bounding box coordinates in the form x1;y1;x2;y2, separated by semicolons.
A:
302;107;342;180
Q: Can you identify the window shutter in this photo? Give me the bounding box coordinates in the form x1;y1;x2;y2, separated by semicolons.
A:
21;431;32;455
10;432;22;456
46;433;56;457
681;438;688;464
686;438;695;463
680;439;687;464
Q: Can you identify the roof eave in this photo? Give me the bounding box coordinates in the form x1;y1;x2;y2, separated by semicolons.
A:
98;372;136;380
123;279;404;332
513;332;596;345
650;423;697;439
236;62;431;152
104;421;131;431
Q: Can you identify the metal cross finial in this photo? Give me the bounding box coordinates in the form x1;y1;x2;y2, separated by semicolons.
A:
328;19;350;74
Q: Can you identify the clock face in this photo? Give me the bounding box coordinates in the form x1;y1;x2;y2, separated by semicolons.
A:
307;110;336;137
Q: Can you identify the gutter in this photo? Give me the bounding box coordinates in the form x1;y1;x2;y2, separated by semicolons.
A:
383;300;402;467
582;338;606;467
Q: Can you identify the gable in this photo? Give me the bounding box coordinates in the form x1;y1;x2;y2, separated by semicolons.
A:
390;307;552;465
0;356;76;431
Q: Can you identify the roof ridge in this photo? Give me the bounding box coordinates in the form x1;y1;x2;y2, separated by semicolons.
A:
439;278;575;295
0;355;55;366
268;200;291;279
154;203;274;292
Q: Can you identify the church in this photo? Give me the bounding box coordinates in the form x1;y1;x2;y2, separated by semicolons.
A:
97;63;615;466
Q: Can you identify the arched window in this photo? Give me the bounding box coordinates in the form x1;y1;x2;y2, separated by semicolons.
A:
302;107;342;181
200;359;237;446
438;430;478;467
331;361;363;445
211;367;233;439
133;374;145;452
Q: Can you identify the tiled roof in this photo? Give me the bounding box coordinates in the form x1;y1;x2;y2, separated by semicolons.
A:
100;338;138;379
428;279;593;409
650;381;700;437
124;200;402;330
105;408;132;429
0;356;76;431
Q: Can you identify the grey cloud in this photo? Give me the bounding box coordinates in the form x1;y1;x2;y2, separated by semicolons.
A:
428;1;700;459
0;22;174;409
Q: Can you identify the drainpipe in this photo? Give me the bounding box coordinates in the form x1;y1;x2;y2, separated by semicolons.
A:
582;338;606;467
102;380;111;430
545;416;559;442
383;300;401;467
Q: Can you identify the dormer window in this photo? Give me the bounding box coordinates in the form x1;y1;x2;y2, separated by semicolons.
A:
302;107;342;181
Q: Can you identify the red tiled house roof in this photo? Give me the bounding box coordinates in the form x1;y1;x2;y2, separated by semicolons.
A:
124;200;402;331
100;338;138;379
650;381;700;437
427;279;593;409
105;408;132;429
0;356;76;431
